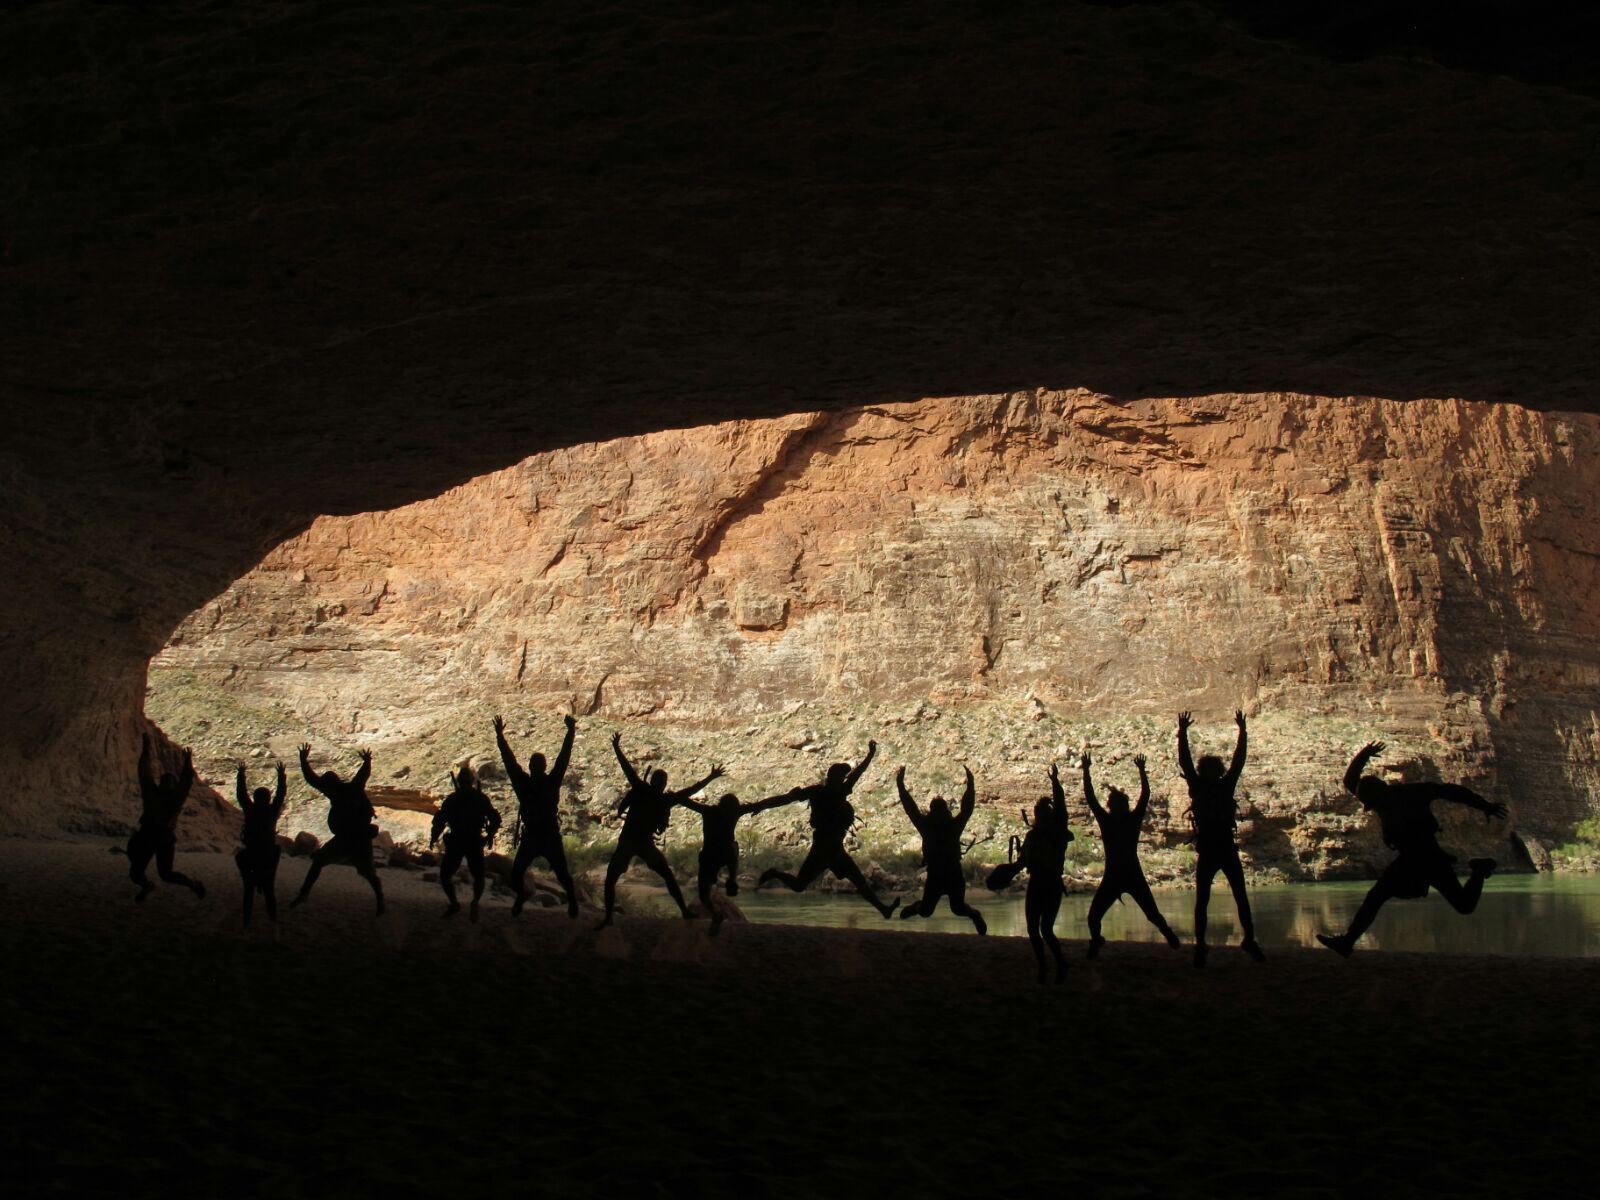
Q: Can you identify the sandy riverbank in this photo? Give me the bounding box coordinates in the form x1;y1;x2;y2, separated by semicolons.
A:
4;839;1596;1198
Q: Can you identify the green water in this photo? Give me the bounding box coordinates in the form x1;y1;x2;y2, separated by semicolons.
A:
716;874;1600;957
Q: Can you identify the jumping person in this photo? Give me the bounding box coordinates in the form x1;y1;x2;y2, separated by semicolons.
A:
1317;741;1507;957
756;741;900;919
988;764;1074;982
600;734;723;927
678;790;803;933
127;733;207;903
234;760;287;925
430;764;502;921
291;743;385;915
1178;710;1264;967
495;714;581;918
1082;752;1181;958
895;764;987;934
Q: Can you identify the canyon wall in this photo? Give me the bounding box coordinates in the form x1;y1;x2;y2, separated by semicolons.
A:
150;392;1600;876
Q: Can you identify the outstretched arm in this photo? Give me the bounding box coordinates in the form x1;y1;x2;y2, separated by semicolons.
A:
235;765;250;812
895;767;923;830
1391;782;1509;823
956;766;975;831
551;714;577;785
672;763;725;801
272;762;287;814
493;716;530;789
1225;710;1248;784
612;734;644;791
1176;714;1197;784
678;796;716;817
1344;741;1384;797
299;743;321;792
845;740;878;791
1133;754;1150;820
1081;753;1104;820
352;748;372;790
741;788;805;815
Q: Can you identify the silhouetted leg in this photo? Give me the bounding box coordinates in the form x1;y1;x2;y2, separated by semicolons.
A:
155;835;205;899
901;878;940;920
1086;880;1117;958
697;851;717;912
1127;874;1181;948
547;844;580;917
947;877;986;935
236;849;254;926
760;842;831;893
725;844;741;897
1219;853;1262;959
440;845;465;915
1193;857;1219;967
830;850;899;918
1431;858;1488;915
127;830;156;902
1319;872;1401;957
293;838;342;906
1038;884;1065;981
352;844;385;915
1023;890;1047;979
510;841;536;917
262;847;280;921
635;842;693;917
466;841;487;921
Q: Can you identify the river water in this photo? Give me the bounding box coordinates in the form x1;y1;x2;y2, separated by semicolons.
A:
715;874;1600;957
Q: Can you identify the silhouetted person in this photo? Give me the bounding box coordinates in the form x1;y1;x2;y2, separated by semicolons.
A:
601;734;723;927
496;714;581;918
234;760;286;925
1179;710;1263;967
128;733;207;902
291;743;385;915
757;742;900;919
1317;741;1507;957
895;764;987;934
430;764;503;921
1082;752;1181;958
987;764;1074;981
678;790;802;933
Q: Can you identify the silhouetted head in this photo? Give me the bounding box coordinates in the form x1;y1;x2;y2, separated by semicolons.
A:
1033;797;1051;824
252;787;271;805
455;764;477;790
1108;787;1131;815
649;768;669;791
718;793;739;811
529;752;548;777
928;797;952;826
1197;755;1225;782
159;772;177;791
826;763;851;787
1357;776;1385;809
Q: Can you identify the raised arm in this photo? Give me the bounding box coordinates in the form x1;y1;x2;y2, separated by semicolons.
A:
1133;754;1150;820
299;744;323;793
352;748;372;790
671;763;725;802
272;761;287;813
1081;752;1104;820
493;716;529;788
955;765;975;831
1176;713;1197;784
176;749;195;798
1344;741;1384;797
235;765;250;812
1049;762;1065;808
551;714;577;785
845;740;878;791
1224;710;1248;784
612;733;644;791
137;733;155;793
895;767;924;831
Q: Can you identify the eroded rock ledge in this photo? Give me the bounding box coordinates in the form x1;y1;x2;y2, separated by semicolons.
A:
150;391;1600;876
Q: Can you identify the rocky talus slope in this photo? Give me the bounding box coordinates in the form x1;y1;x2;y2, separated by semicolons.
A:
147;392;1599;878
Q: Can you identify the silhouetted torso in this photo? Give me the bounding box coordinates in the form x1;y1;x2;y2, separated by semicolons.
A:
1093;806;1145;864
139;773;192;832
314;775;374;839
437;784;501;846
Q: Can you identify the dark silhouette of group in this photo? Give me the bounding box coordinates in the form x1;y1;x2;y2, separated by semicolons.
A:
126;708;1512;974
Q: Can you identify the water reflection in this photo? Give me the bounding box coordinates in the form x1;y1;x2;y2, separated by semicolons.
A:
702;876;1600;957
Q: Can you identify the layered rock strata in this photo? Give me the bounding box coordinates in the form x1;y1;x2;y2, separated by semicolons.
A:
150;392;1600;876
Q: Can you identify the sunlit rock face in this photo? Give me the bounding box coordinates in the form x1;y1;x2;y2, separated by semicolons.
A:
152;392;1600;875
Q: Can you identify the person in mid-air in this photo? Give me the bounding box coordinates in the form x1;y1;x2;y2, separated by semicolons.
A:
495;714;581;918
127;733;207;903
895;764;986;934
1178;710;1263;967
291;743;384;915
234;759;286;925
1082;751;1181;958
1317;740;1506;957
988;763;1074;982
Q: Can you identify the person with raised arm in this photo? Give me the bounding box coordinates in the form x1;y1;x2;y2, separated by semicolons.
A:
1082;751;1181;958
430;764;502;921
1317;740;1507;957
600;733;723;927
756;741;900;919
895;764;987;934
988;763;1075;982
495;714;581;918
291;743;384;915
1178;710;1263;967
678;789;804;933
234;759;287;925
127;733;207;903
